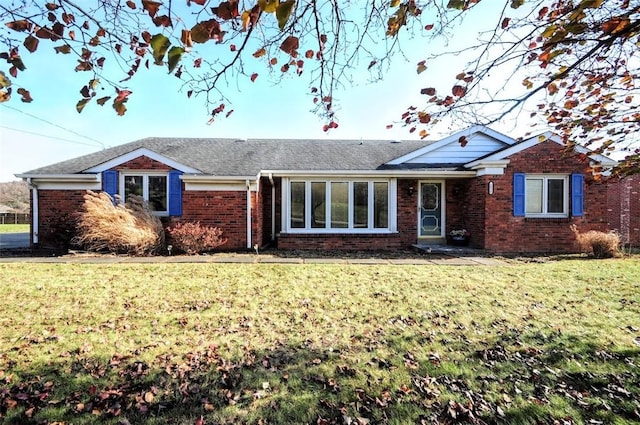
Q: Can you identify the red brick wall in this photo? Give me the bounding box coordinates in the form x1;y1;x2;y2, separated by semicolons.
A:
457;177;486;249
175;190;248;250
35;187;257;252
36;189;86;250
251;189;263;249
115;156;172;171
397;179;419;246
607;175;640;247
277;233;406;250
480;141;609;253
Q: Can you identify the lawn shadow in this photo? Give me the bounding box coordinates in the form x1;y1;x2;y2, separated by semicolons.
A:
440;329;640;425
3;342;399;424
2;330;639;424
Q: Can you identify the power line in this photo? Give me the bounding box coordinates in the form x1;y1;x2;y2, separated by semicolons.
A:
0;103;105;149
0;125;103;148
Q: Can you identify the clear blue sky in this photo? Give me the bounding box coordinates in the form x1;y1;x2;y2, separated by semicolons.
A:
0;2;548;182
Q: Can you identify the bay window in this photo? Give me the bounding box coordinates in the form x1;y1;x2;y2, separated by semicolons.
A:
330;182;348;228
353;182;368;228
285;179;395;232
290;181;305;228
374;182;389;228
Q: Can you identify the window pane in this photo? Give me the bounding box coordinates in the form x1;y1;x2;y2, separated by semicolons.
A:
353;182;368;228
373;182;388;228
311;182;326;228
124;175;143;199
148;176;167;211
526;179;543;214
331;182;348;228
290;182;305;228
547;179;564;213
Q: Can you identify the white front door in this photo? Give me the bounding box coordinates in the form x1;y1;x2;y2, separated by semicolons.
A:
419;181;445;238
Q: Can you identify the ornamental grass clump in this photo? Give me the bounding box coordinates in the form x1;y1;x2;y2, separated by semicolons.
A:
166;221;227;254
570;224;621;259
74;190;164;255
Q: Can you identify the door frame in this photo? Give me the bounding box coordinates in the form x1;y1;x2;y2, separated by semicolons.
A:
417;180;446;241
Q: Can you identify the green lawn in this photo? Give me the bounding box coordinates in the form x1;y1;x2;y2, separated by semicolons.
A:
0;260;639;424
0;224;29;233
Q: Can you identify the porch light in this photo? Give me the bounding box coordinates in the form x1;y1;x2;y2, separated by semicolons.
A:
488;181;494;195
407;185;415;196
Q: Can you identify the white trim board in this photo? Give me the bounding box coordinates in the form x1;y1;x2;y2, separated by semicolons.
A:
84;148;202;174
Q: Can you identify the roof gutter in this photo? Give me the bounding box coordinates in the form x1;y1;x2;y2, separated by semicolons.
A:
181;175;257;183
259;170;477;178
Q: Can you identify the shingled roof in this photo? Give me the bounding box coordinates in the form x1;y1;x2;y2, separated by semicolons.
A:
21;137;438;176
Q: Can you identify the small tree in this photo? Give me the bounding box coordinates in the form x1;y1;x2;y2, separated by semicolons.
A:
74;190;164;255
166;221;227;255
0;181;29;213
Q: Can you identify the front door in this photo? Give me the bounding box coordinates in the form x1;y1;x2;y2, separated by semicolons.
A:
419;181;444;238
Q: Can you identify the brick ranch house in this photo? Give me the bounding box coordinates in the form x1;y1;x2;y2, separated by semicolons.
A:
17;125;637;254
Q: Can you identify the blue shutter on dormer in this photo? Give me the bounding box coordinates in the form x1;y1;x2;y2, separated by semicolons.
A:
168;170;183;216
513;173;526;217
571;173;584;217
103;170;118;200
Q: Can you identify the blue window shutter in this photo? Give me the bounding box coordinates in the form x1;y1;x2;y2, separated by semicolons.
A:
571;173;584;217
103;170;118;199
513;173;526;217
168;171;183;216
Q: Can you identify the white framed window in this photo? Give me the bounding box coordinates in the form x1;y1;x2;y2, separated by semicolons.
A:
525;174;568;218
283;178;396;233
120;172;169;215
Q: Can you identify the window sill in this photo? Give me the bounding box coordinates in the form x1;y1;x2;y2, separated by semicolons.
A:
524;216;571;223
282;229;397;235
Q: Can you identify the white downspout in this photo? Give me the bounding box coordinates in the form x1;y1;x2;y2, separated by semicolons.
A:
246;179;252;249
26;178;39;244
269;173;275;241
